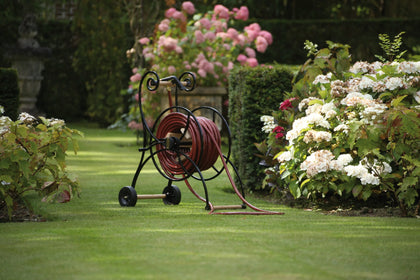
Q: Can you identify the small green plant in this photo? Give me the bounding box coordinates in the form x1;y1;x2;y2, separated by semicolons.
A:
303;40;319;57
0;109;83;220
375;31;407;62
292;41;351;99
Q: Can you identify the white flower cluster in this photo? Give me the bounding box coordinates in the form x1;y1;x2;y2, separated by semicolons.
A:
360;102;387;123
349;61;382;74
260;115;276;134
303;130;332;144
305;103;322;115
48;118;66;127
330;80;348;97
357;76;387;93
333;123;349;134
340;91;374;107
330;154;354;171
277;150;293;163
300;150;354;178
415;91;420;104
286;113;330;143
298;97;319;112
358;75;376;90
385;77;405;91
397;61;420;74
344;158;392;185
18;112;37;126
304;101;337;119
347;61;420;95
321;102;337;118
339;91;388;124
0;116;13;134
344;165;379;185
300;150;335;177
0;112;67;135
287;99;337;144
313;72;332;84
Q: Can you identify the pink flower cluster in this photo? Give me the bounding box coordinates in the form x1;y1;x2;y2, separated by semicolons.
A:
134;2;273;87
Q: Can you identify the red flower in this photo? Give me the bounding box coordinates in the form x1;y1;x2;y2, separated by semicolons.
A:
279;97;297;110
275;132;284;139
273;126;284;133
279;99;292;110
273;126;285;139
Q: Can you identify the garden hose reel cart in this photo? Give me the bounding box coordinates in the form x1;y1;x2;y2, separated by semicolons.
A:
118;71;283;215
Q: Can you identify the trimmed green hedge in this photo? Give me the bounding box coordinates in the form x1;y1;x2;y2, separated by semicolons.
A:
228;65;293;191
0;68;19;120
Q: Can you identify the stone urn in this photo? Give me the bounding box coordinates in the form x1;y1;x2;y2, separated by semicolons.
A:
6;14;51;115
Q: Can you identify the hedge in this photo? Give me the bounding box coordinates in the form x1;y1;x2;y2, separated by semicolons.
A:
228;65;294;191
0;68;20;120
235;18;420;65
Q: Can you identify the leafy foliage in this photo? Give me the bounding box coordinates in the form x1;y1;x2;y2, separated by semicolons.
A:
292;41;351;99
72;0;131;126
375;31;407;62
0;110;82;220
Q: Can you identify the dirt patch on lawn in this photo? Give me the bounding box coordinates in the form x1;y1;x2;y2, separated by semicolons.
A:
316;206;404;217
251;191;419;218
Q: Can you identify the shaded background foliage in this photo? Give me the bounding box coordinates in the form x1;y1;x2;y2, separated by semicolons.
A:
0;0;419;124
0;68;20;121
71;0;132;126
37;20;86;120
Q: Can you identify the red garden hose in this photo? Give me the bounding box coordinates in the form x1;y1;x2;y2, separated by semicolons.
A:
156;112;284;215
156;112;220;176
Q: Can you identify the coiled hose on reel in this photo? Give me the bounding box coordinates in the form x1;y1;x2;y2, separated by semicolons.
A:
155;111;284;215
119;71;283;215
156;112;220;176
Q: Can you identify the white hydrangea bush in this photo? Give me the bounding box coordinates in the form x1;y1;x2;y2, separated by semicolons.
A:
261;60;420;210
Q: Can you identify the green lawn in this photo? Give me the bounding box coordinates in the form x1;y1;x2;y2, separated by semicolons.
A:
0;123;419;280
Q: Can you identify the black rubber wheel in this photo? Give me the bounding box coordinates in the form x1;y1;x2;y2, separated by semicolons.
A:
162;185;181;205
119;186;137;207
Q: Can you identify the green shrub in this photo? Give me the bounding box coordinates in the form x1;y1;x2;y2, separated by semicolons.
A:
0;68;20;120
0;111;82;220
228;65;294;191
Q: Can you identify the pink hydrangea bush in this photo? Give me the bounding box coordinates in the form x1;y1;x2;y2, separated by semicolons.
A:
118;2;274;136
133;2;273;87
